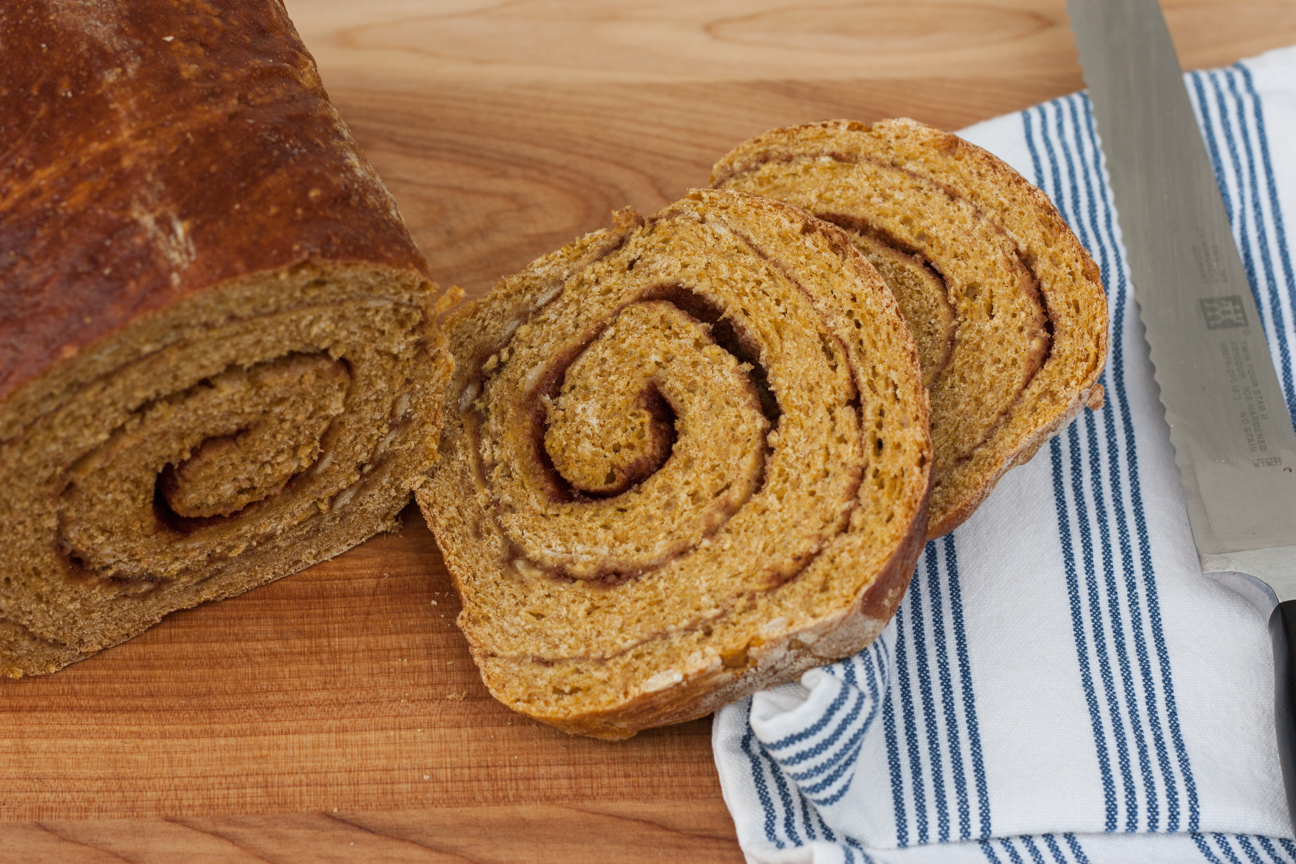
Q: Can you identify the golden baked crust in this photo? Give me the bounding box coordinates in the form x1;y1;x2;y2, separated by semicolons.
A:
713;119;1109;537
0;0;452;675
419;190;931;739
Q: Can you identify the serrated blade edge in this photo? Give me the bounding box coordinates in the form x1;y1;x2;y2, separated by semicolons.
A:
1064;0;1296;598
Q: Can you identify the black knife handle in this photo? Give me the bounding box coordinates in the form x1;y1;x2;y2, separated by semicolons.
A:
1269;600;1296;831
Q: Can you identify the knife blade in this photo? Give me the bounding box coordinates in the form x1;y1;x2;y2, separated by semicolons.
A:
1065;0;1296;827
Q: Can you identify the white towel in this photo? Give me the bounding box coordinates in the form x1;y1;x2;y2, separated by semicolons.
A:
712;44;1296;864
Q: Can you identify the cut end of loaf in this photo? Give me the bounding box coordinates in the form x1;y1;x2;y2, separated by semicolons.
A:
0;260;451;676
0;0;456;675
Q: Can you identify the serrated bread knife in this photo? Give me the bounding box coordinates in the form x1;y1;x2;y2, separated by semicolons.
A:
1066;0;1296;829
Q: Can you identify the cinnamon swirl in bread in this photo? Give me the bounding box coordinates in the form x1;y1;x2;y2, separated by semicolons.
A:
713;119;1108;537
419;190;931;739
0;0;452;675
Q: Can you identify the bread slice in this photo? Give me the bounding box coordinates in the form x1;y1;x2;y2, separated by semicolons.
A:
712;119;1109;537
418;190;931;739
0;0;453;676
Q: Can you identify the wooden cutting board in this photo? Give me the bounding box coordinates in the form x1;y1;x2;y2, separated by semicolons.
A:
4;1;1295;859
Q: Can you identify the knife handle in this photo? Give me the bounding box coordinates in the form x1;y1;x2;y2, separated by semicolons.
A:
1268;600;1296;830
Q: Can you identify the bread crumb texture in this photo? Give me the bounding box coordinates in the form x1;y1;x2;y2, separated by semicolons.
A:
0;0;452;676
419;189;932;738
713;118;1109;537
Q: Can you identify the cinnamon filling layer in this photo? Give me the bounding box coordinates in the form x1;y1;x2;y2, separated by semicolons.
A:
464;206;870;592
716;147;1054;530
420;189;933;735
481;294;776;582
820;210;1050;469
58;352;353;582
8;275;441;615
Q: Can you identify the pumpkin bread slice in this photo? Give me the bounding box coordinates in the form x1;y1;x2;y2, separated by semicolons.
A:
418;189;932;739
713;118;1109;537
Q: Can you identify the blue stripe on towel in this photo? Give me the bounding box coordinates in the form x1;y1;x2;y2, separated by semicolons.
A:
1029;88;1203;835
894;599;930;844
1026;106;1120;835
760;633;893;809
1257;835;1293;863
776;689;864;768
783;700;864;778
884;642;909;848
1020;835;1047;864
1041;834;1066;864
1071;92;1159;833
885;537;989;847
979;834;1094;864
1056;99;1143;834
911;551;950;841
1061;96;1170;834
1064;834;1092;864
740;721;784;847
1000;836;1027;864
1195;833;1233;864
1238;64;1296;425
930;540;970;841
1226;70;1296;424
765;680;853;752
1071;91;1190;836
1237;834;1270;864
946;535;992;841
767;738;804;845
1204;65;1295;424
980;839;1004;864
1228;65;1296;426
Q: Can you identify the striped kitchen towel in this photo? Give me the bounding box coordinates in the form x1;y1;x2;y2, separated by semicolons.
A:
712;43;1296;864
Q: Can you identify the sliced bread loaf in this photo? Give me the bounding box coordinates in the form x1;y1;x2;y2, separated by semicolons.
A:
418;189;932;738
0;0;453;676
712;119;1109;537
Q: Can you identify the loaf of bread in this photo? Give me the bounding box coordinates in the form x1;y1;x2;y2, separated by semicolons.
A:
0;0;452;676
418;190;931;738
712;119;1109;537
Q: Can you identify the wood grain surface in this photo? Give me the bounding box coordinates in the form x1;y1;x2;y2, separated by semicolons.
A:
4;0;1296;860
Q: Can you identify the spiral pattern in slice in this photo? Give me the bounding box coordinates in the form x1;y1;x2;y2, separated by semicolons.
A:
419;190;931;738
713;119;1109;537
0;263;450;675
0;0;453;676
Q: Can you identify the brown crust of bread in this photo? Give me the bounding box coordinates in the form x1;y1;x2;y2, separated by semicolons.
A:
419;190;930;739
0;0;426;407
713;119;1109;538
0;0;450;676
